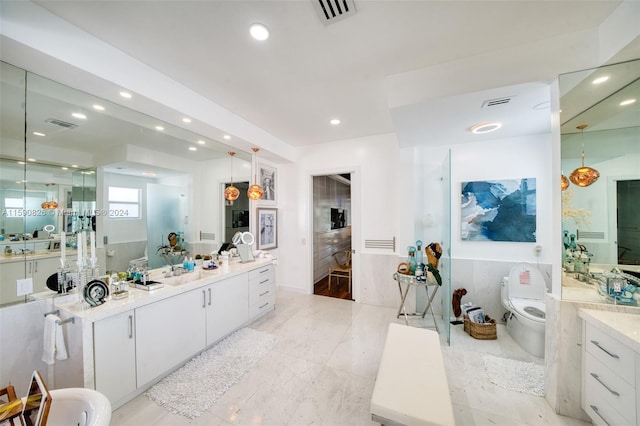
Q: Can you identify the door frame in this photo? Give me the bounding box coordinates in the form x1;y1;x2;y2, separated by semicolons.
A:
307;166;361;301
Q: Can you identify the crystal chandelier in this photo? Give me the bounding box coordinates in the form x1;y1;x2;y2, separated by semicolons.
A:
247;147;264;200
569;125;600;187
224;152;240;202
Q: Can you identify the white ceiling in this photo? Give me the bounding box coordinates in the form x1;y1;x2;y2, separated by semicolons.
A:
24;0;628;151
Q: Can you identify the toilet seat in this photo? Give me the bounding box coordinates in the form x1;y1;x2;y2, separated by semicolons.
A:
509;298;545;323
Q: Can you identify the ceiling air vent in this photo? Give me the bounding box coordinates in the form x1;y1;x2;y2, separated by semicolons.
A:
481;96;514;108
312;0;356;24
45;118;78;129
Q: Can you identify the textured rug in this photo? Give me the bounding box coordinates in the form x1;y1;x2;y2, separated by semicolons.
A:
145;327;278;419
481;354;545;397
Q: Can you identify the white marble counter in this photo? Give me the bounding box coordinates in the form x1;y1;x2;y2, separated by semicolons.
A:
578;308;640;352
54;257;276;323
0;249;75;263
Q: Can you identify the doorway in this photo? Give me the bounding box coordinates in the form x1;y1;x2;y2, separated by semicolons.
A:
312;174;353;300
223;181;250;244
617;179;640;265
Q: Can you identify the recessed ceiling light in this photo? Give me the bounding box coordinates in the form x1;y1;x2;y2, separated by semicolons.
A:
155;125;164;131
142;171;157;177
330;118;341;125
223;134;231;140
119;91;132;99
17;161;25;165
470;121;502;134
189;147;197;151
250;23;269;41
72;112;87;120
620;98;636;106
197;140;206;145
27;158;36;162
32;131;46;137
93;104;105;111
592;76;609;85
61;167;68;170
182;117;192;123
71;165;78;168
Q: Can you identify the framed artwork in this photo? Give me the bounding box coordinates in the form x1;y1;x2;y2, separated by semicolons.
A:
461;178;537;242
257;208;277;250
258;163;276;204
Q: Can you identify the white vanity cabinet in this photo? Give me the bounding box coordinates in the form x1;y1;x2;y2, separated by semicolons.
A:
205;273;249;345
93;310;136;406
135;288;207;387
248;264;275;320
580;310;640;426
1;255;58;304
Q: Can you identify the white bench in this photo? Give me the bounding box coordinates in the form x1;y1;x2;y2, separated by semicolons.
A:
370;323;455;426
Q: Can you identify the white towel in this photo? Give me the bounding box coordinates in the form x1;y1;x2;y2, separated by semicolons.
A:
42;314;68;364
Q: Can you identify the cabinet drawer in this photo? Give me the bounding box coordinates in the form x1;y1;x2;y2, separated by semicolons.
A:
250;297;275;319
583;396;631;426
585;324;636;384
249;265;273;281
584;351;636;424
250;274;273;294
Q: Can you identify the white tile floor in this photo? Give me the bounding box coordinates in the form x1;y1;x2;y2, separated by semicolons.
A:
111;289;590;425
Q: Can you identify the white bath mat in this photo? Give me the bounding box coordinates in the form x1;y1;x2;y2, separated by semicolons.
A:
145;327;278;419
481;354;544;396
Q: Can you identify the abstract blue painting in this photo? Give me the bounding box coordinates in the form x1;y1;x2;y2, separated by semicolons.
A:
461;178;536;242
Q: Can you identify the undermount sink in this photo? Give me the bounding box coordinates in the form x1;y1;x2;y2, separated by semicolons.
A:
46;388;111;426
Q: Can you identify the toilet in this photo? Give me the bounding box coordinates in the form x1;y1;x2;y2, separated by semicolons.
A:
501;263;546;358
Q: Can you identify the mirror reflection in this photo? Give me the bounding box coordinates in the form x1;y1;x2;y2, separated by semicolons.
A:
559;58;640;305
0;60;250;307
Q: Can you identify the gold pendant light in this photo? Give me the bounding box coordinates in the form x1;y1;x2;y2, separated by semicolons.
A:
569;125;600;187
224;152;240;202
247;147;264;200
41;183;59;210
561;174;570;191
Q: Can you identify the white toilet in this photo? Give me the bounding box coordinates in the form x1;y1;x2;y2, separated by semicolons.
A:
501;263;546;358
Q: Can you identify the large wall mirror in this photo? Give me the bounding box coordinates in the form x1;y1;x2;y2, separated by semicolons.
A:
559;58;640;304
0;60;250;307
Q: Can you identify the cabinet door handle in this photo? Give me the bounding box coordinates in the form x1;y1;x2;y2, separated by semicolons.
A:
34;261;38;273
208;288;212;306
259;279;269;284
259;302;269;309
28;262;32;274
590;373;620;396
589;405;611;426
590;340;620;359
260;269;269;274
128;315;133;339
202;290;206;308
259;290;269;297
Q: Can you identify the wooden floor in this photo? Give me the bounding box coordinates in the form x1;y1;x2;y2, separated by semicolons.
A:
313;275;353;301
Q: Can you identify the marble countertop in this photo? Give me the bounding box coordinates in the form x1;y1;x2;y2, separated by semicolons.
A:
578;308;640;352
0;249;76;263
54;257;275;323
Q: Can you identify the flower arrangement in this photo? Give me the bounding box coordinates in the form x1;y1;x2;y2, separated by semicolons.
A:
562;190;591;226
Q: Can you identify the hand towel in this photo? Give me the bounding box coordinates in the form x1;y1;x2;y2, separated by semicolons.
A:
42;314;68;364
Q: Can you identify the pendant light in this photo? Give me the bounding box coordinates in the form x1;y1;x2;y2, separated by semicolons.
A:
224;152;240;202
561;174;570;191
247;147;264;200
569;125;600;187
41;183;59;210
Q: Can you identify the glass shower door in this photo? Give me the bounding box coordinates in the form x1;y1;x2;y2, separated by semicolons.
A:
441;149;452;345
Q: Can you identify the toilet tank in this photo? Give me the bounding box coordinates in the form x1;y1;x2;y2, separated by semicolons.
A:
507;263;545;300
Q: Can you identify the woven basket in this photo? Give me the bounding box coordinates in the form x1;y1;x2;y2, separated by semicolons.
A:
463;317;497;340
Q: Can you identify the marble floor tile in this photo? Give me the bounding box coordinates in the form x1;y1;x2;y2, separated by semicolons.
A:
111;289;591;426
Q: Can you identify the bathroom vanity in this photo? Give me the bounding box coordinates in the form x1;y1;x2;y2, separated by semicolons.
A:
54;258;276;409
578;309;640;426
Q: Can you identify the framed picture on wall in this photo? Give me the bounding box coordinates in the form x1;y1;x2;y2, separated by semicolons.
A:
258;163;276;205
257;208;277;250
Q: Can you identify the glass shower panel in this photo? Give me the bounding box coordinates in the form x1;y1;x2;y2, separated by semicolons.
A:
146;183;185;269
441;149;452;345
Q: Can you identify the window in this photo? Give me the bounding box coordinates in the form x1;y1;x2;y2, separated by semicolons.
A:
108;186;140;218
3;197;24;217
